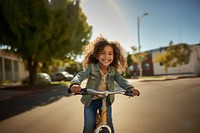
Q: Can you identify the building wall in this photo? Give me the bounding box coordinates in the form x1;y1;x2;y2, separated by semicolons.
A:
0;50;28;82
129;53;154;76
18;60;29;80
193;44;200;74
0;58;3;81
141;53;154;76
152;44;200;75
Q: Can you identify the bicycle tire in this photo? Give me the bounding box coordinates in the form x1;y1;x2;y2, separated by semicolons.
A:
99;127;110;133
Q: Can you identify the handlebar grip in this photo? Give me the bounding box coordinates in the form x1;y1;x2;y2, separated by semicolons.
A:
68;88;86;95
125;89;134;97
79;88;88;95
70;88;88;95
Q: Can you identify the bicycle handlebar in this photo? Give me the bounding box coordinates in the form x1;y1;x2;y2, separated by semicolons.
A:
68;88;134;97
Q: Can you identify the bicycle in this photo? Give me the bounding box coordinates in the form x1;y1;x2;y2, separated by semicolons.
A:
71;88;134;133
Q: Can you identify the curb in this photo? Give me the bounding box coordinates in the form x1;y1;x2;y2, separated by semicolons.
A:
138;75;199;82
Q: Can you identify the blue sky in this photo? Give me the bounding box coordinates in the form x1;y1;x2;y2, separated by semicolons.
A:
80;0;200;53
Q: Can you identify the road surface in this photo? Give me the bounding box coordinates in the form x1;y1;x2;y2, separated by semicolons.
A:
0;77;199;133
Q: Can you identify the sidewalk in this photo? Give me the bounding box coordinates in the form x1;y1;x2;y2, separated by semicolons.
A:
137;74;198;82
0;74;198;101
0;85;57;101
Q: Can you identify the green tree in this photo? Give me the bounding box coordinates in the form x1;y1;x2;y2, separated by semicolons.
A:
0;0;92;85
154;41;191;75
127;53;133;67
130;46;147;66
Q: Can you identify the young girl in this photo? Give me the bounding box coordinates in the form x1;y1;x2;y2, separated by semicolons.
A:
69;35;140;133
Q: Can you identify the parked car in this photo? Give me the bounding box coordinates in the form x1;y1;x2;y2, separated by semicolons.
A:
52;71;74;81
22;73;51;85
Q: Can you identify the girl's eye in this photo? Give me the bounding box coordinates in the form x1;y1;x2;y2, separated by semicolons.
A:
100;52;113;55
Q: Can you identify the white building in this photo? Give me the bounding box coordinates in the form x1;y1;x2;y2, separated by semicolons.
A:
152;44;200;75
0;50;28;82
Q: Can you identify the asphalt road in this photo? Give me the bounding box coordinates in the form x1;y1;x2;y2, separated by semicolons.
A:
0;77;199;133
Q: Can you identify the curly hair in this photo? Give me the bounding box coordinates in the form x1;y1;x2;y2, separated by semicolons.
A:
82;35;127;70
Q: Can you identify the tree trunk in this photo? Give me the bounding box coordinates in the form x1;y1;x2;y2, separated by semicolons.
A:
27;58;38;86
164;67;168;78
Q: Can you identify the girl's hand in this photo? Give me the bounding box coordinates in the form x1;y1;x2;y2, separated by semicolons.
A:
132;88;140;96
70;84;81;93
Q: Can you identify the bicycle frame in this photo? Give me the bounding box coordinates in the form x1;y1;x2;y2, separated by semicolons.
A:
94;96;112;133
79;89;133;133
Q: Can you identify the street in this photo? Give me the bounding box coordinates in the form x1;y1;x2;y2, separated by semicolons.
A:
0;77;200;133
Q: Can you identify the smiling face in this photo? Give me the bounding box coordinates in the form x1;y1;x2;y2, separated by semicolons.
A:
97;45;114;69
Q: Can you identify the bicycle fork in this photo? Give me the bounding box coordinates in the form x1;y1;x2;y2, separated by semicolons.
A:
94;98;112;133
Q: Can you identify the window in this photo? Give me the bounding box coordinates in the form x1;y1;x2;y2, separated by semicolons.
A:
128;65;134;71
14;61;19;71
5;59;11;71
144;63;150;70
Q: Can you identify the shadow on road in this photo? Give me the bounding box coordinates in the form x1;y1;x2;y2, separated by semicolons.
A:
0;86;71;121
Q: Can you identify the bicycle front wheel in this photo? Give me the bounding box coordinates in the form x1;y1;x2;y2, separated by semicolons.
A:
99;127;110;133
95;125;112;133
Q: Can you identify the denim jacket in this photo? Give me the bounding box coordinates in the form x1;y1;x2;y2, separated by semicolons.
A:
70;63;134;107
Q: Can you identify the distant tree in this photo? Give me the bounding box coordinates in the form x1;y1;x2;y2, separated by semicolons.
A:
64;59;82;75
49;58;82;75
153;49;172;75
0;0;92;85
154;41;191;75
131;46;147;65
124;53;133;78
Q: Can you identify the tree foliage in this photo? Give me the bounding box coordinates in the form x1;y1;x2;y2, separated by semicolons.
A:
154;42;191;75
130;46;147;64
0;0;92;85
